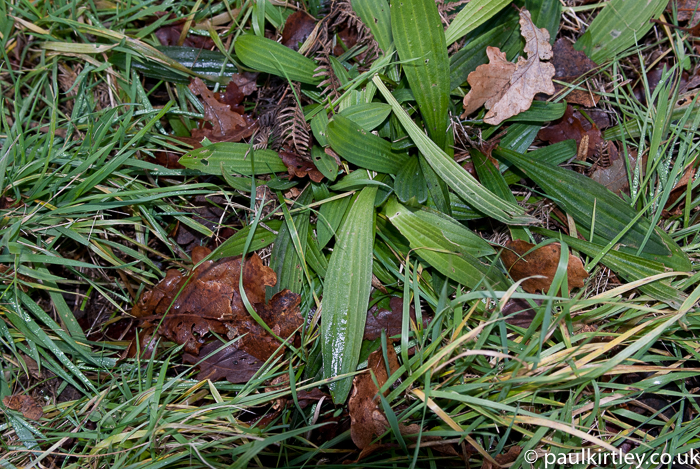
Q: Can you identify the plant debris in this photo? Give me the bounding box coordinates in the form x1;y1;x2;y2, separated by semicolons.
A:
3;394;43;420
501;240;588;294
348;345;409;449
364;297;427;341
131;246;303;370
187;78;257;144
538;105;603;160
550;38;599;107
462;9;556;124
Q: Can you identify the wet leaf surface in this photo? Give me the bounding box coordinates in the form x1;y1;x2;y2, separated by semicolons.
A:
501;239;588;294
3;394;43;420
462;9;555;124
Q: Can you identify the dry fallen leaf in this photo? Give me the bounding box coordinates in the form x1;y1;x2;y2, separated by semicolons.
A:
280;151;325;183
538;105;603;161
364;297;428;341
131;246;303;366
3;394;43;420
481;446;522;469
282;11;317;51
501;240;588;294
183;340;264;383
551;38;599;107
462;8;555;125
187;78;258;145
348;346;401;449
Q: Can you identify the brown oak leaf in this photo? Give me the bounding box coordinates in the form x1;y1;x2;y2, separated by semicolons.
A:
189;78;248;138
501;240;588;294
3;394;43;420
280;151;325;182
462;9;555;125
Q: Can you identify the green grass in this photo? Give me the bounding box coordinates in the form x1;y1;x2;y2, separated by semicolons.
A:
2;0;700;468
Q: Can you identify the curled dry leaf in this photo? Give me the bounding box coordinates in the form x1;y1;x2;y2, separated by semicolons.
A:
3;394;43;420
131;246;303;365
349;346;401;449
462;9;555;125
501;239;588;294
280;151;325;182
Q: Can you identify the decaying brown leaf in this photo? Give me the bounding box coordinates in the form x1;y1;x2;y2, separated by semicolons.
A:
551;38;599;107
364;297;428;341
183;340;264;383
501;240;588;294
280;151;325;182
188;78;257;144
230;72;258;96
349;346;401;449
462;9;555;125
131;246;303;372
538;105;603;160
481;446;522;469
501;298;540;329
282;11;317;51
3;394;43;420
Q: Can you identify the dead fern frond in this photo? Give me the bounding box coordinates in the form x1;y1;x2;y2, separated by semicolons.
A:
313;44;343;100
277;85;311;155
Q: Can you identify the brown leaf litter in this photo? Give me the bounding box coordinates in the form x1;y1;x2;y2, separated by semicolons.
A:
538;105;604;161
282;11;317;51
128;246;303;381
501;239;588;294
280;151;325;182
3;394;43;420
550;38;599;107
364;297;429;341
462;8;555;125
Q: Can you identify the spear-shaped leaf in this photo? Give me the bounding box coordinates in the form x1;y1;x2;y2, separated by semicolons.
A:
392;0;449;148
373;75;534;225
322;186;377;404
495;146;691;272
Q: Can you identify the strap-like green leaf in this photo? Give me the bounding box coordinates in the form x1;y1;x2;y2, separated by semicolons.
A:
374;76;534;225
268;189;312;298
495;146;691;271
394;156;428;204
351;0;393;52
339;103;392;131
385;197;506;289
392;0;449;148
327;114;408;174
573;0;666;64
179;143;287;175
323;186;377;404
444;0;511;46
535;228;686;307
236;34;320;85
